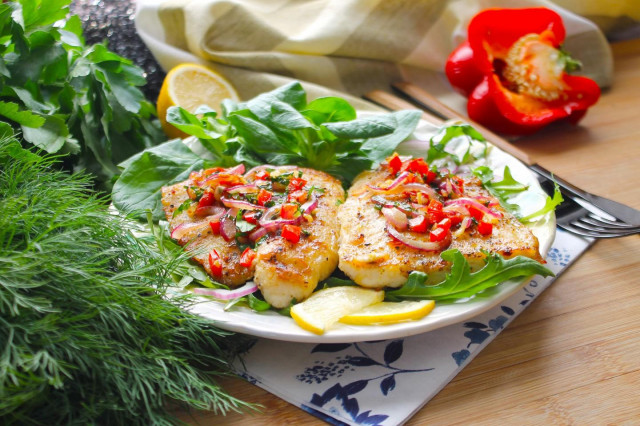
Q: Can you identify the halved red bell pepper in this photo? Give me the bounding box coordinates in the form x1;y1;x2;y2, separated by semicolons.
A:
445;8;600;135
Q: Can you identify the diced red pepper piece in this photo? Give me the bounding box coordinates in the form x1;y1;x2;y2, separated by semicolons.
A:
444;210;463;226
405;158;430;175
240;247;257;268
243;211;259;224
197;191;216;208
477;221;493;236
437;218;452;232
430;226;449;242
427;199;444;223
280;203;299;219
255;170;270;180
208;249;223;277
387;153;402;174
408;215;428;233
257;188;272;206
281;224;301;243
209;219;221;234
468;206;484;221
287;189;308;203
288;177;307;192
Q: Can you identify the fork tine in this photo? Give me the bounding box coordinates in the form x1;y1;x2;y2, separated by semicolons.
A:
571;219;640;234
586;213;639;228
578;217;640;232
559;223;639;238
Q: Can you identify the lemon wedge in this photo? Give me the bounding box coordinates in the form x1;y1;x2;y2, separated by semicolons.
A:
156;63;239;139
290;287;384;335
340;300;435;325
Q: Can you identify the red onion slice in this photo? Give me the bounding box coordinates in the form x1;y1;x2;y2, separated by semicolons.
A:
367;171;410;193
301;196;319;215
382;207;408;231
220;213;236;242
194;205;225;217
170;221;210;240
445;197;502;219
386;225;450;252
248;226;269;242
226;164;246;175
398;183;438;199
193;282;258;300
221;197;267;211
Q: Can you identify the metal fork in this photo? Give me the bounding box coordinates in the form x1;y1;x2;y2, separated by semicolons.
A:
363;83;640;239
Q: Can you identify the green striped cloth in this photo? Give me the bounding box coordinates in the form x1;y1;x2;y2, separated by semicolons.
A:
135;0;619;110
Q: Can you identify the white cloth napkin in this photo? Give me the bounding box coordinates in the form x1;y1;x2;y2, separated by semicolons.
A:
233;229;592;425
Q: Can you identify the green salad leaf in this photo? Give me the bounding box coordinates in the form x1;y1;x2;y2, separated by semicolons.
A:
114;81;422;219
386;249;554;302
0;0;165;189
474;165;563;223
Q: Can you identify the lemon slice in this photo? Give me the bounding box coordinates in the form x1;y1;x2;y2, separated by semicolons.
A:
340;300;435;325
290;287;384;335
156;63;239;139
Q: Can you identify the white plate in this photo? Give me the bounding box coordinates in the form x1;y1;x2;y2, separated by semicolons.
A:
181;118;556;343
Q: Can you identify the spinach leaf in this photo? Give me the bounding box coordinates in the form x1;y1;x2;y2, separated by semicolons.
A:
112;139;215;220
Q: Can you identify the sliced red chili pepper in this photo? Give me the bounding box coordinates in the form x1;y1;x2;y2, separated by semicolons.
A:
387;153;402;174
280;203;299;219
239;247;257;268
288;177;307;192
281;224;301;243
257;188;272;206
477;221;493;236
208;249;223;277
408;215;428;233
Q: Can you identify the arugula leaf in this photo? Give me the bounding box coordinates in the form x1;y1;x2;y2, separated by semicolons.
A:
519;182;563;223
386;249;554;301
474;166;563;223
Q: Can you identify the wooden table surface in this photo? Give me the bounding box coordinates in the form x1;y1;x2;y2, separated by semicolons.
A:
178;38;640;425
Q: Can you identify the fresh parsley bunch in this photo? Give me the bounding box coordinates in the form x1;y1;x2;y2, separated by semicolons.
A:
0;0;164;188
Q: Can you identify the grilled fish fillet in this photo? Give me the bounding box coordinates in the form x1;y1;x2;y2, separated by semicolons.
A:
338;168;543;288
161;166;345;308
252;168;344;308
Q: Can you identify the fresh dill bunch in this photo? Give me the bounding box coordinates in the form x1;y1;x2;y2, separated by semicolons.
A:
0;135;254;425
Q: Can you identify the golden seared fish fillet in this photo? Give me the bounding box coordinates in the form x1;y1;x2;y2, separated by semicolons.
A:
338;155;543;288
251;168;345;308
162;165;345;308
